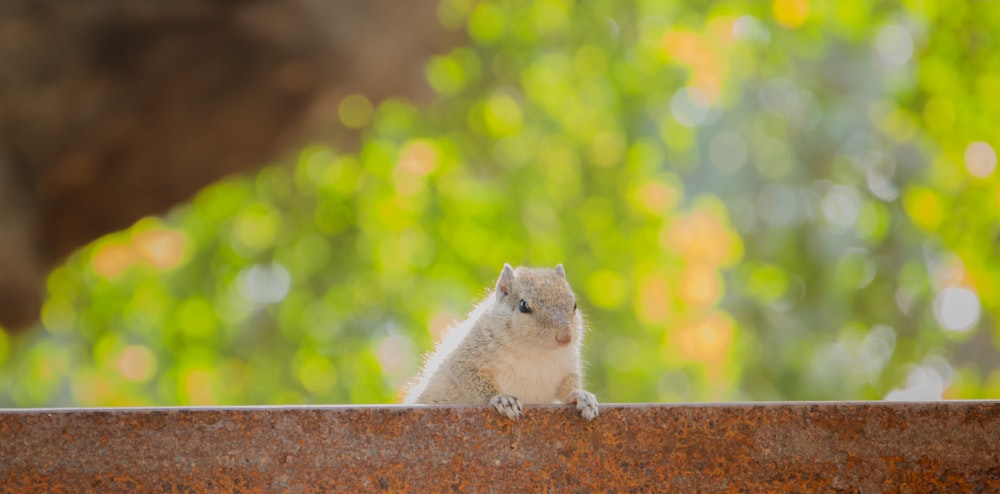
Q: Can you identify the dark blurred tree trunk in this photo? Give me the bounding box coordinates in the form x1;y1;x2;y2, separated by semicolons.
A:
0;0;457;330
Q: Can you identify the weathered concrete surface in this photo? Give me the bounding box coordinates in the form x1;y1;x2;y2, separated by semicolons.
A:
1;402;999;492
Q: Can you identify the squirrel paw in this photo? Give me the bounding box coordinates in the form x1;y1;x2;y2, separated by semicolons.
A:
567;390;599;421
490;394;523;420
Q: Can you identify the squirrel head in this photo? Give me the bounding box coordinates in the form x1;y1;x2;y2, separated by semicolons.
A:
493;263;581;349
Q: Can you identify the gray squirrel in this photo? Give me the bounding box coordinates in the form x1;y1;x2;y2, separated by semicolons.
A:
404;263;599;421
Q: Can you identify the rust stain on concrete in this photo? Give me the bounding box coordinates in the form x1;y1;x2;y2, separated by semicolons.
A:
1;402;999;492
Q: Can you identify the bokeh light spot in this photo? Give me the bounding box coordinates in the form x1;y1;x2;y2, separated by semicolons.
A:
631;180;678;216
670;87;711;127
176;298;217;338
133;229;187;270
875;24;914;67
820;185;861;229
747;264;788;303
338;94;374;129
483;92;524;136
885;362;952;401
233;203;281;252
708;132;749;174
964;141;997;178
117;345;157;383
426;55;467;96
835;247;877;290
636;273;670;325
395;140;439;196
902;186;944;232
376;334;413;375
679;264;722;308
398;140;439;177
660;30;705;64
733;16;771;44
590;131;626;167
672;314;734;375
923;96;956;132
182;369;216;405
933;287;981;332
772;0;809;29
468;2;506;44
298;353;336;396
92;242;136;279
586;270;627;309
239;263;292;304
664;212;732;265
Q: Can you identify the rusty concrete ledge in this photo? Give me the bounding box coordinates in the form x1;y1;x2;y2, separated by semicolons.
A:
2;402;999;492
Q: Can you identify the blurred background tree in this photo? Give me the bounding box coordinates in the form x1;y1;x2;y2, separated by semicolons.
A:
2;0;998;407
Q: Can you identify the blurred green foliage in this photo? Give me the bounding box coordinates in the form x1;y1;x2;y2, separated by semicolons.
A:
3;0;1000;407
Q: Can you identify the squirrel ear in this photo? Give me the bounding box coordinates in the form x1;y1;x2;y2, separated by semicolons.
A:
555;264;566;278
496;263;514;299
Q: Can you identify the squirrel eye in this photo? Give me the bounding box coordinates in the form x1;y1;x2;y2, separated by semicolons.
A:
573;301;577;311
518;300;532;314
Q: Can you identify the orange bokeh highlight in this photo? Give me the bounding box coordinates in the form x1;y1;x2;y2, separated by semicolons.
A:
92;242;136;279
679;264;722;308
660;18;737;104
117;345;157;383
662;211;732;266
395;140;439;196
182;369;216;405
636;272;671;325
662;31;707;66
71;372;116;406
633;180;678;216
90;228;188;279
398;140;439;176
134;230;186;269
668;313;735;381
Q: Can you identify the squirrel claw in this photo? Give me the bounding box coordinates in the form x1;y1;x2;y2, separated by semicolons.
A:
490;394;523;420
567;390;599;421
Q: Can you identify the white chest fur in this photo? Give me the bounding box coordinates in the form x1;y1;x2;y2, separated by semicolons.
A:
484;345;578;403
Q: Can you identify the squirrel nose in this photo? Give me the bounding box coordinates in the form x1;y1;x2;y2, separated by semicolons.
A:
555;332;572;345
